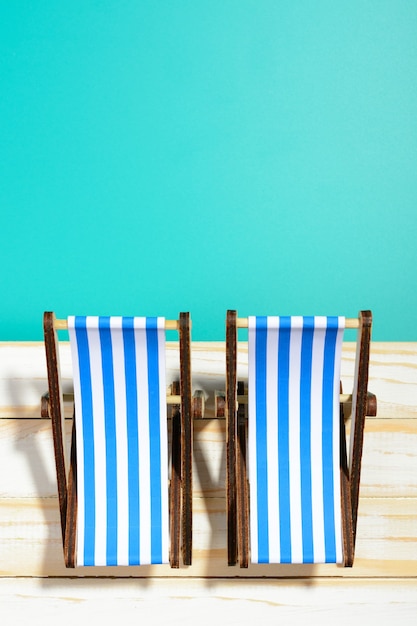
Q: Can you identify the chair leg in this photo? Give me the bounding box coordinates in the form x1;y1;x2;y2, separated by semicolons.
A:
236;381;249;568
43;312;68;547
226;310;250;568
339;392;354;567
179;312;192;566
226;310;238;566
169;398;181;568
64;419;77;568
349;310;372;548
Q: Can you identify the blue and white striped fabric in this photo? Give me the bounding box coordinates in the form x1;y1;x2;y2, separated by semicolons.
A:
68;316;169;567
248;316;345;564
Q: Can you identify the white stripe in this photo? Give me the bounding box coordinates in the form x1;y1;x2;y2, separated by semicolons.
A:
68;316;85;567
134;319;151;565
334;318;345;563
68;315;171;567
310;318;326;563
110;317;129;566
157;317;170;562
247;316;258;563
85;317;107;566
288;317;303;563
266;317;280;563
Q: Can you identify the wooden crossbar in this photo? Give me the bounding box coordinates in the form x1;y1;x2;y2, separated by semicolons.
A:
236;393;355;405
53;316;179;331
236;317;359;329
44;391;183;406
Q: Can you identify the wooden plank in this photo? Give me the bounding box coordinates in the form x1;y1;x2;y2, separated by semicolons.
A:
358;418;417;497
0;497;416;577
0;341;181;418
1;418;416;499
189;342;417;419
1;578;416;626
341;342;417;419
0;341;416;590
1;341;416;419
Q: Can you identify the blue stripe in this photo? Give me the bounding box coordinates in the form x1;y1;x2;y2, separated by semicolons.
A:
254;317;269;563
98;317;118;566
74;316;96;566
122;317;140;565
322;317;339;562
277;316;292;563
146;317;163;564
300;317;314;563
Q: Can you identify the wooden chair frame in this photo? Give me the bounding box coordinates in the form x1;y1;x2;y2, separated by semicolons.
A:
42;311;193;569
226;310;377;568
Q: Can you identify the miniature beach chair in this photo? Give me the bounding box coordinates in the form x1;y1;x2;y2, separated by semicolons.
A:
226;310;376;567
43;312;192;568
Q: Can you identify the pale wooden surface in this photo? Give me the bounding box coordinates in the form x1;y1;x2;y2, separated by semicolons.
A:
1;341;416;419
0;341;416;622
1;579;417;626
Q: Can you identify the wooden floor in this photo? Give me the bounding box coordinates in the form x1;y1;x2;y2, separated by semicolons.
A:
0;341;416;623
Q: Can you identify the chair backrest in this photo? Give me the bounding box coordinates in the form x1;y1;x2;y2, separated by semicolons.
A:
247;315;345;564
68;315;169;566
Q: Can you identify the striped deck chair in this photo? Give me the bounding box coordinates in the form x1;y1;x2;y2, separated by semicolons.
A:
226;311;376;568
43;312;192;568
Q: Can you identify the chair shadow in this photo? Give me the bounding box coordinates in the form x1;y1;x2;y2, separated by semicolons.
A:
8;347;324;590
9;372;157;588
193;411;320;587
9;373;64;582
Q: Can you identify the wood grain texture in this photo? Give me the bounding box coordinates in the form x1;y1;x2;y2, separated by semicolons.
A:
0;342;416;616
1;418;415;499
1;497;416;577
1;341;416;419
1;578;417;626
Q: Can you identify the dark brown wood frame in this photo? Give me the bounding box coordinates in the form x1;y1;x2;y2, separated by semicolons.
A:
225;310;377;568
43;311;193;569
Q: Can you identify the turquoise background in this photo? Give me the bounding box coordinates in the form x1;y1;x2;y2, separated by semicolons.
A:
1;1;416;341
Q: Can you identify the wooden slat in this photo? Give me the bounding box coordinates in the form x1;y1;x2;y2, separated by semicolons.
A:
1;418;416;499
0;497;416;578
1;341;416;419
1;578;417;625
341;342;417;419
0;341;416;590
0;341;183;419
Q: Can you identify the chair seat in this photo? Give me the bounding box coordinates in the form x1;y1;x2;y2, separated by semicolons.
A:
247;316;344;564
44;310;192;569
226;309;374;568
68;316;169;566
